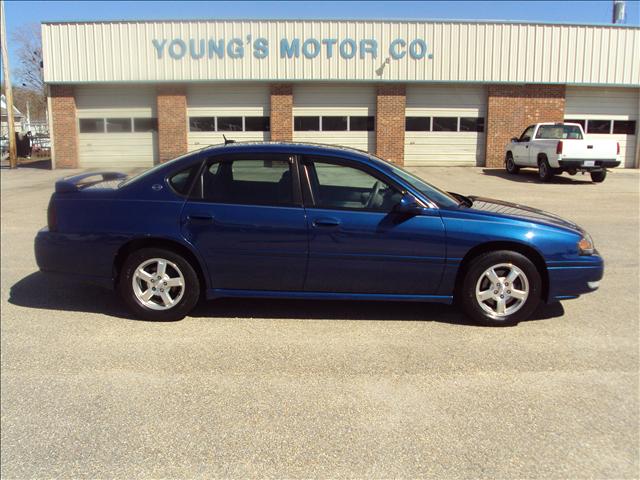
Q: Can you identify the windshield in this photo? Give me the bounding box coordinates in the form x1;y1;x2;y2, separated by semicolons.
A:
536;124;583;140
368;155;460;208
118;150;202;188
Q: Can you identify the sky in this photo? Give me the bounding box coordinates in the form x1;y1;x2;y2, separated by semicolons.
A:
1;0;639;83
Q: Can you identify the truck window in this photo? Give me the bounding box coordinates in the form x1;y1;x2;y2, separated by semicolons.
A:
519;126;535;142
535;125;583;140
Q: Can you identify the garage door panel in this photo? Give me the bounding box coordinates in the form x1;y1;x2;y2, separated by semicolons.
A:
566;86;639;168
405;85;486;166
293;132;375;153
188;131;269;152
78;133;158;168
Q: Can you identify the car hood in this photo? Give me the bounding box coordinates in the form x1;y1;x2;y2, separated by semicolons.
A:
467;195;583;233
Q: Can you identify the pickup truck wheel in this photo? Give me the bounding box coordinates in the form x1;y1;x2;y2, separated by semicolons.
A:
590;170;607;183
459;251;542;327
505;153;519;174
119;247;200;321
538;158;554;182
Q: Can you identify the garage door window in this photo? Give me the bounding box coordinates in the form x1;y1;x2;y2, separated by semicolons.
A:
106;118;132;133
350;116;375;131
217;117;243;132
295;116;320;131
133;118;158;132
432;117;458;132
460;117;485;132
322;116;348;131
79;118;105;133
245;117;271;132
406;117;431;131
613;120;637;135
586;120;612;134
190;117;216;132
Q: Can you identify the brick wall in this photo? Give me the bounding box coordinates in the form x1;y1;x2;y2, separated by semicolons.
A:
157;85;188;163
485;84;566;168
50;85;78;168
270;84;293;141
376;84;406;165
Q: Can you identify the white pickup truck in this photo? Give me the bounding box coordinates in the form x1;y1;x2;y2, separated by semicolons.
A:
504;122;620;183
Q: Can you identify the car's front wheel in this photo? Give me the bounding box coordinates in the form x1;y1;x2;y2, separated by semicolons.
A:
459;251;542;326
505;152;519;174
119;247;200;321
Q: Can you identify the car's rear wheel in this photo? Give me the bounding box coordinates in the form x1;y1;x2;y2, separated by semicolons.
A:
119;247;200;321
538;157;554;182
590;170;607;183
459;250;542;326
505;152;519;174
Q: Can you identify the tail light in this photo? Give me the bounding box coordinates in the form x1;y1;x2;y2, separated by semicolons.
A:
556;141;563;154
617;142;620;155
47;197;57;231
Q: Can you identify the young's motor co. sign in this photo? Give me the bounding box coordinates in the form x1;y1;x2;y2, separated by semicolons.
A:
152;36;433;61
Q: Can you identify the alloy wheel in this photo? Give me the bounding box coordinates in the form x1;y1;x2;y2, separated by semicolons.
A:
132;257;185;310
475;263;529;317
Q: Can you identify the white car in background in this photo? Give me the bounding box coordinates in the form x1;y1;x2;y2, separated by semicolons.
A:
504;122;620;183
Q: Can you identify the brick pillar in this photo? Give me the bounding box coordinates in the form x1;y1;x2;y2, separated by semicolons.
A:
485;84;566;168
376;84;406;165
157;85;188;163
50;85;79;168
270;84;293;141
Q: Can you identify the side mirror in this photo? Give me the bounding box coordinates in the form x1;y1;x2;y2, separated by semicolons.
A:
394;193;425;215
511;137;519;143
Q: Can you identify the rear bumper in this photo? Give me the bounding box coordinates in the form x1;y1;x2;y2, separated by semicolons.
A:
546;255;604;301
558;159;620;170
35;228;118;289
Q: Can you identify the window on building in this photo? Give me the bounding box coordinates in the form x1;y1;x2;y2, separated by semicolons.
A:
459;117;485;132
199;156;294;206
217;117;243;132
565;119;586;129
133;118;158;132
189;117;216;132
432;117;458;132
586;120;612;134
322;116;348;131
294;116;320;131
349;116;375;131
79;118;105;133
405;117;431;132
244;116;270;132
105;118;132;133
613;120;637;135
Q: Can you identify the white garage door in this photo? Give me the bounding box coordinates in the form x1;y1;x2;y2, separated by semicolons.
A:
405;84;486;166
187;84;270;151
293;84;375;153
565;87;639;168
76;86;158;168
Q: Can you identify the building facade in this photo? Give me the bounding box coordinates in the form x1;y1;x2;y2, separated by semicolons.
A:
42;19;640;169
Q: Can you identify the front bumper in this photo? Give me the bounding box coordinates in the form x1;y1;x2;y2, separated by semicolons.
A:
558;159;620;170
546;254;604;301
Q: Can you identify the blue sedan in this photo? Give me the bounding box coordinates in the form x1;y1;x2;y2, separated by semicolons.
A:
35;143;603;326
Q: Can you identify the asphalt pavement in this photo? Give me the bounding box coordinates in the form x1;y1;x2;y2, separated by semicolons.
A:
1;164;638;478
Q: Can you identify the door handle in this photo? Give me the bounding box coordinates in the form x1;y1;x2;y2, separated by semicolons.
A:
185;214;214;224
313;217;341;227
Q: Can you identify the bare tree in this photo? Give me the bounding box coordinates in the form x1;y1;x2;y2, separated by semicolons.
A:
11;23;44;94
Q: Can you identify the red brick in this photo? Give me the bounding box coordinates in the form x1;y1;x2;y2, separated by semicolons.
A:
376;84;406;165
50;85;78;169
157;85;188;163
485;84;566;168
270;84;293;141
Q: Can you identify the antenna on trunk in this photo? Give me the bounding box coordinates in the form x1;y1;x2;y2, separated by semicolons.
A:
223;135;236;145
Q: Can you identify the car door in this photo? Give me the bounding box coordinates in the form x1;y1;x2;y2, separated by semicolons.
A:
513;125;535;165
301;156;447;295
180;152;308;292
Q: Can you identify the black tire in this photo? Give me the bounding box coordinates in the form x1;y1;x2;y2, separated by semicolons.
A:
505;152;519;174
538;157;554;182
118;247;200;321
458;250;542;327
590;170;607;183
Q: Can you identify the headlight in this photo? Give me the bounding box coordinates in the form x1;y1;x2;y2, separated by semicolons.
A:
578;234;595;255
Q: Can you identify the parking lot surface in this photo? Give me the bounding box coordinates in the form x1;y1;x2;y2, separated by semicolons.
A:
1;165;638;478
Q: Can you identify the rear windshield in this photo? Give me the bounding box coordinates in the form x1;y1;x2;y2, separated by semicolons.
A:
535;124;583;140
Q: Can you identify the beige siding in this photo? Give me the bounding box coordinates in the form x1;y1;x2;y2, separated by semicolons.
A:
187;84;270;151
42;21;640;85
565;87;639;168
75;85;157;167
293;84;375;153
405;84;486;166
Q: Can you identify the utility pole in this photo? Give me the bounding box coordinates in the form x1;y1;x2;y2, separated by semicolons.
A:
1;0;17;168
